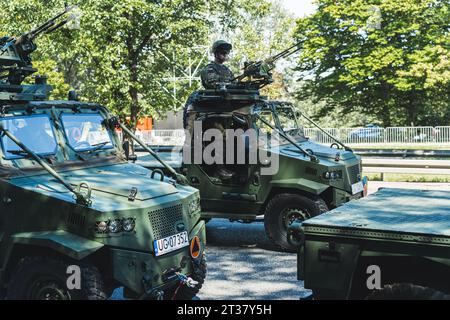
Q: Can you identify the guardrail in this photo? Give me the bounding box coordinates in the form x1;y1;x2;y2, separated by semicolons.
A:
362;158;450;180
135;127;450;146
304;126;446;144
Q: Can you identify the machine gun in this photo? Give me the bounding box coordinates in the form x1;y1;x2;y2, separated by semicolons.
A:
232;41;302;90
0;5;79;86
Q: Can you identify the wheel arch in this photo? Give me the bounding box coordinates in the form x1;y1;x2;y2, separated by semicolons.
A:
1;231;107;287
349;254;450;299
261;184;330;214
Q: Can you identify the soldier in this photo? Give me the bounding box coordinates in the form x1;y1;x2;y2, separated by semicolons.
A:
183;40;234;129
200;40;235;89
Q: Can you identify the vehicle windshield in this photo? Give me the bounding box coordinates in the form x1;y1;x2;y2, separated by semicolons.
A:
274;106;306;140
255;105;306;146
0;115;57;159
61;113;113;152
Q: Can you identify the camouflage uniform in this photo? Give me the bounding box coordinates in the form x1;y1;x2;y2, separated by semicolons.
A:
200;62;234;89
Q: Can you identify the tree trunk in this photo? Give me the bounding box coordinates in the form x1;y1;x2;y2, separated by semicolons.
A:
380;81;391;127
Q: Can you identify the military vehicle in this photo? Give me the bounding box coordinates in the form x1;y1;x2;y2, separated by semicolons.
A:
293;188;450;299
0;7;206;300
138;44;367;251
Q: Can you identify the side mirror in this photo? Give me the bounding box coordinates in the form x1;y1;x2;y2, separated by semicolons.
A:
122;140;130;159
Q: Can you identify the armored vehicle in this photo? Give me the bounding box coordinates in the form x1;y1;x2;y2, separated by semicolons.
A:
139;43;367;251
0;7;206;300
139;86;366;251
294;188;450;299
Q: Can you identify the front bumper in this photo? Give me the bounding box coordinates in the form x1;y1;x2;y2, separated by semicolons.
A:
332;176;368;207
110;219;206;297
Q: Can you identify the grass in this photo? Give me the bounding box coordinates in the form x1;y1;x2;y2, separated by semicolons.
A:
364;172;450;183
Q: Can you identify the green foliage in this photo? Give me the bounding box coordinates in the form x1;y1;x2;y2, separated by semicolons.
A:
214;1;297;100
0;0;296;127
294;0;450;127
1;0;212;128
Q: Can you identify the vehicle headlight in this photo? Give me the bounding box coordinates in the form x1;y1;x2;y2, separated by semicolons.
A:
189;197;201;215
323;170;342;180
96;221;108;233
122;218;136;232
108;219;122;233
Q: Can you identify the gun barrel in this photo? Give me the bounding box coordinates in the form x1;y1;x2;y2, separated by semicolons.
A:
23;6;74;41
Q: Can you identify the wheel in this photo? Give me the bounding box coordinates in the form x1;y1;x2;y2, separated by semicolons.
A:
264;194;328;252
366;283;450;300
7;256;107;300
169;254;207;300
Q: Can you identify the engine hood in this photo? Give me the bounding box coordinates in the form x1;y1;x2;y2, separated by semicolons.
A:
7;163;180;204
277;140;357;161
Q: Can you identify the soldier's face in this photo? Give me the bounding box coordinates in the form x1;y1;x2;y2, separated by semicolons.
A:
215;51;230;64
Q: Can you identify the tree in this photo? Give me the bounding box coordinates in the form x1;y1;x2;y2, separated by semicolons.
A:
293;0;450;127
1;0;212;129
214;0;297;100
0;0;300;127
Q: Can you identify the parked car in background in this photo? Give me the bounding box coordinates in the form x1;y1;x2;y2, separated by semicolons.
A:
348;124;384;143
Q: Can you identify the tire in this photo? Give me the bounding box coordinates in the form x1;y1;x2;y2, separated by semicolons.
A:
366;283;450;300
170;254;207;300
264;193;328;252
7;256;107;300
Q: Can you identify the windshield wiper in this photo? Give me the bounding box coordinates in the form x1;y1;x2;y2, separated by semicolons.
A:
0;125;92;206
78;141;110;154
7;149;30;156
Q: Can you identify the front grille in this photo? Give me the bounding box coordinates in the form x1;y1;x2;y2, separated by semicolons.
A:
148;204;184;239
348;164;361;184
67;212;86;227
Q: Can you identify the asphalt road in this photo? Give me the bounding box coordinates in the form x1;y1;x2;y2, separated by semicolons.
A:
197;219;311;300
196;181;450;300
109;181;450;300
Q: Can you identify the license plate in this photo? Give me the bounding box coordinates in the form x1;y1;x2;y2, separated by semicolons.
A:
154;231;189;257
351;181;364;195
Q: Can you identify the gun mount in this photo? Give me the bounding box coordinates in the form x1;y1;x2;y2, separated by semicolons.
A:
193;41;302;104
0;6;78;103
232;41;302;90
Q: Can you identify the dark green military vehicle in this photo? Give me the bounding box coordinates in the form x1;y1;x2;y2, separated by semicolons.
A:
139;43;367;251
0;7;206;300
139;87;366;251
295;188;450;299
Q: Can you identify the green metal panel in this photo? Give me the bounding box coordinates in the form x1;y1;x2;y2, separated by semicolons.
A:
303;188;450;245
11;230;104;260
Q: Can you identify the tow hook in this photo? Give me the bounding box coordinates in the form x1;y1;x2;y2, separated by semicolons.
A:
176;272;199;289
171;272;199;300
150;289;164;300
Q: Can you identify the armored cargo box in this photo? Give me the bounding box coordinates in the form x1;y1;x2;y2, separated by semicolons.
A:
299;188;450;299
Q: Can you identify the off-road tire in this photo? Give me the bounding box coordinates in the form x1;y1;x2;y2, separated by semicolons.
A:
172;254;207;300
7;256;107;300
264;193;328;252
366;283;450;300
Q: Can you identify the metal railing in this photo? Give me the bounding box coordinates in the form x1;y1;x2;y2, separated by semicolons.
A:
306;126;449;145
132;126;450;146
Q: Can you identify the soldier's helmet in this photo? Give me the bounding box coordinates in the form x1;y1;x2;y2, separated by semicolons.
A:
211;40;232;54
